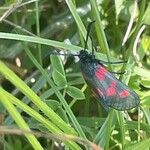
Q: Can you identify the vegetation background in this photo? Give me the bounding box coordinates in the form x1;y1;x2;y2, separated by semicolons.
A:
0;0;150;150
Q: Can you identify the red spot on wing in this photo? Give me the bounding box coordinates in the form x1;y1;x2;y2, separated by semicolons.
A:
106;81;117;96
119;90;130;98
95;66;107;80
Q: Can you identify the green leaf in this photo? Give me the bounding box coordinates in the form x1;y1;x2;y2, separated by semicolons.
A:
134;66;150;78
141;36;150;52
142;96;150;105
57;107;69;123
66;86;85;100
52;69;67;86
45;100;60;111
125;138;150;150
114;0;124;17
141;78;150;88
51;55;67;86
143;3;150;25
46;100;69;123
50;55;65;75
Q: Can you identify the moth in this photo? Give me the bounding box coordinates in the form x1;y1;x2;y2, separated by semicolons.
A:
78;49;140;111
52;21;140;111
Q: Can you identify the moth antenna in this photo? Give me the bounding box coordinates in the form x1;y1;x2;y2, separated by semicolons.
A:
84;20;96;51
90;35;95;58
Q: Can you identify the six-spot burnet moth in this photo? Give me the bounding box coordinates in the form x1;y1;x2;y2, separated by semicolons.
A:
51;21;140;111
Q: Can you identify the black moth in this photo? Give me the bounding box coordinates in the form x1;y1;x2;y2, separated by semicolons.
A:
52;21;140;111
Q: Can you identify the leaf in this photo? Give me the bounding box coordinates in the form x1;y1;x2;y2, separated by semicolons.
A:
140;36;150;53
134;66;150;78
52;69;67;86
45;100;60;111
142;96;150;106
66;86;85;100
51;55;67;86
114;0;124;17
141;78;150;88
143;3;150;25
57;107;69;123
50;55;65;76
125;138;150;150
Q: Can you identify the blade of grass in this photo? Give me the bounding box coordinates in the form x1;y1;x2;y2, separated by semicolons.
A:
94;109;116;149
0;87;81;150
0;60;76;135
0;87;63;134
0;90;44;150
117;111;126;149
0;32;82;52
90;0;110;55
0;32;123;63
125;138;150;150
35;1;42;65
90;0;113;71
5;69;52;125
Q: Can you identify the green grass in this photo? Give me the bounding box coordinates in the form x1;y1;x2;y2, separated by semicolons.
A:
0;0;150;150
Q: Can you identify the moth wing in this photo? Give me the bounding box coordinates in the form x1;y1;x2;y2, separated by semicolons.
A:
82;72;110;111
93;65;140;110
